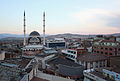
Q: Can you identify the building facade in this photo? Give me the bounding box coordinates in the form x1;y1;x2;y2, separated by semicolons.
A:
46;38;66;49
93;40;120;56
62;49;77;62
77;52;108;70
22;31;44;57
83;68;120;81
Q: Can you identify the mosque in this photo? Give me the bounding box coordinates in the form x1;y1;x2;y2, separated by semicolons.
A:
22;11;46;57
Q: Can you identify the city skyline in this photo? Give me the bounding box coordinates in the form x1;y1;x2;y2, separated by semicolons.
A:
0;0;120;35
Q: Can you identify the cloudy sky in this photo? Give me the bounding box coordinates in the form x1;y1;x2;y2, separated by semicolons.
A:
0;0;120;35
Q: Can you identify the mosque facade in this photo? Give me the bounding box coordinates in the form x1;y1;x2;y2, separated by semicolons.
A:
22;12;45;57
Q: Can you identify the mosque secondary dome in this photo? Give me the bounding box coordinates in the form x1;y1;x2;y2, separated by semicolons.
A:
29;31;40;36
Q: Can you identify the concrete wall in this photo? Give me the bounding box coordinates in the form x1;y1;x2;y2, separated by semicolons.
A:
35;54;55;69
79;60;107;70
36;71;74;81
20;68;38;81
0;51;5;60
20;74;28;81
29;69;34;80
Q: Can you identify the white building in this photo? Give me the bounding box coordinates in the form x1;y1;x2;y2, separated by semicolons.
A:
46;38;66;49
61;49;77;62
83;68;120;81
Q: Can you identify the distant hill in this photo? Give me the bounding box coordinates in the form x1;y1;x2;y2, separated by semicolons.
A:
0;33;49;39
0;33;120;40
0;33;28;39
109;33;120;37
48;33;96;38
48;33;120;38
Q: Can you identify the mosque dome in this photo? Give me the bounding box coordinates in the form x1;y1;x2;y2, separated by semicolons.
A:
28;31;41;45
29;31;40;36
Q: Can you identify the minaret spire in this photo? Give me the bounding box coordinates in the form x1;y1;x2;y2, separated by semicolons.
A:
23;11;26;46
43;12;45;46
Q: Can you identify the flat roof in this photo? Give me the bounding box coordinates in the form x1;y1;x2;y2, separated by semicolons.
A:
90;71;114;81
0;57;32;69
47;56;81;67
30;77;49;81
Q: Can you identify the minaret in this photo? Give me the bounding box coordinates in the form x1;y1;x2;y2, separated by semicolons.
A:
43;12;45;46
23;11;26;46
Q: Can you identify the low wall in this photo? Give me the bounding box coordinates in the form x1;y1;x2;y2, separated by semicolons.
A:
36;71;74;81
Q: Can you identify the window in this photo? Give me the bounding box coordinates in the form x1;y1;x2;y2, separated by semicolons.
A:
105;52;108;55
68;50;70;53
105;48;108;50
102;43;104;45
109;53;112;55
112;43;115;46
68;55;70;57
73;56;75;58
64;54;67;56
71;51;73;54
73;51;76;54
101;52;103;54
97;51;99;53
118;48;120;51
109;48;113;51
107;43;110;46
103;61;105;67
96;61;98;68
100;61;102;67
101;47;103;50
90;62;93;68
71;55;73;58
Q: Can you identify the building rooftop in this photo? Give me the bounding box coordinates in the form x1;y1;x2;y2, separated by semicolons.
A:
29;31;40;36
47;56;84;78
0;57;32;69
90;70;115;81
23;45;43;50
35;48;58;58
30;77;49;81
0;57;37;81
101;40;119;43
77;52;108;62
46;38;65;43
93;39;119;43
109;56;120;73
84;68;115;81
47;56;81;67
0;57;35;81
